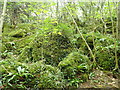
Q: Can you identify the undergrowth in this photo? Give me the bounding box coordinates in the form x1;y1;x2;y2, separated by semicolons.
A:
1;2;120;89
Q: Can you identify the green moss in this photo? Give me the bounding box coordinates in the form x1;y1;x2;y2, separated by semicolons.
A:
94;34;118;70
8;29;26;38
96;45;116;70
58;52;89;67
75;32;117;70
58;52;89;78
30;33;72;65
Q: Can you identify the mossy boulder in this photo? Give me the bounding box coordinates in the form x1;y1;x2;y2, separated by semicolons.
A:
75;32;118;70
2;23;37;54
96;43;120;70
93;34;119;70
29;33;73;65
76;32;114;50
58;52;90;78
15;32;73;65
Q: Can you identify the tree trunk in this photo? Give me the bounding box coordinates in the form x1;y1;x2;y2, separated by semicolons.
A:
118;2;120;40
0;0;7;61
0;0;7;35
114;2;120;72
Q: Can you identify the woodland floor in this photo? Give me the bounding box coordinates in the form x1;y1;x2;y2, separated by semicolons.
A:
80;69;119;88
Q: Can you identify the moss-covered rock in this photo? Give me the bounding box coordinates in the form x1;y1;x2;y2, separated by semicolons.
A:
76;32;114;50
2;23;37;50
93;33;119;70
29;33;73;65
96;43;119;70
75;32;119;70
58;52;90;78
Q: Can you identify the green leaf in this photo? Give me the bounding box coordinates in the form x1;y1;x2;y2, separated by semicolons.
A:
8;75;16;82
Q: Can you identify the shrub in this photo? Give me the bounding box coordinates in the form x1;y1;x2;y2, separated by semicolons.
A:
27;61;65;88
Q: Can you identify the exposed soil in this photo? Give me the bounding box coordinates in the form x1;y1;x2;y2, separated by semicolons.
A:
80;69;119;88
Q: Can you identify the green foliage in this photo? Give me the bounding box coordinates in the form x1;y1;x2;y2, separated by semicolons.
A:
0;60;65;89
1;41;16;54
75;32;118;70
2;68;34;89
58;52;90;78
30;33;72;65
27;61;65;88
0;60;34;89
36;68;65;88
8;29;26;38
96;43;119;70
1;1;119;89
67;78;83;88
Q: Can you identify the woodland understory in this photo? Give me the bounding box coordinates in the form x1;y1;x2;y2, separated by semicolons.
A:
0;1;120;89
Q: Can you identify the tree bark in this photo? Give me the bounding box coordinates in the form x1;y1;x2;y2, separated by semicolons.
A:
0;0;7;35
118;2;120;40
0;0;7;61
114;1;120;72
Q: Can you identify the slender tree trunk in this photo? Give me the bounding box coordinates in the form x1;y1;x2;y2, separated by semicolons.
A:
56;0;59;19
0;0;7;61
0;0;7;35
114;2;120;72
62;2;95;64
0;1;7;87
118;2;120;40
